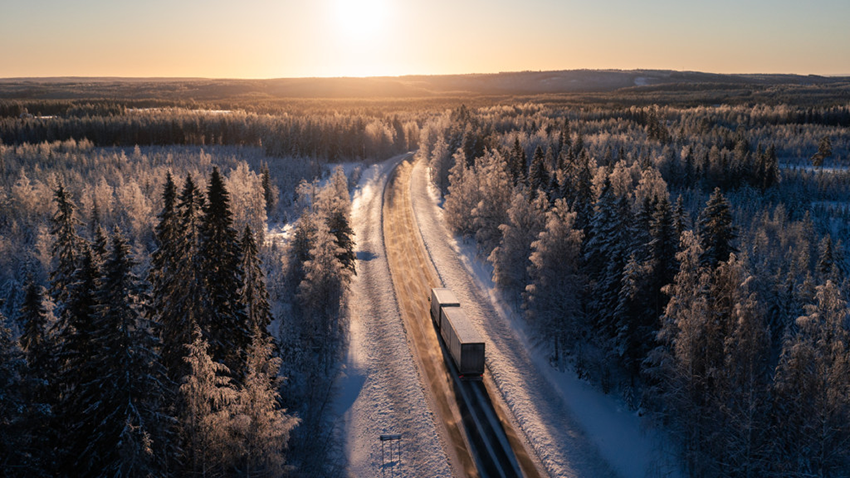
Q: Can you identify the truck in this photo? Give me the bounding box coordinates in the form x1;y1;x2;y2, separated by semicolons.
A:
430;288;485;379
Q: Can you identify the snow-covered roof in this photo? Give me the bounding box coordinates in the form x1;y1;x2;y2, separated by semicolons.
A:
443;307;483;345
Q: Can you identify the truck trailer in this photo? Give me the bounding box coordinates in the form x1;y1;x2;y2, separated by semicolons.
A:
430;288;485;378
430;288;460;328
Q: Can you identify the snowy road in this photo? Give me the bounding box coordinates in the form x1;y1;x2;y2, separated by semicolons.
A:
336;154;451;478
383;158;543;478
336;153;675;478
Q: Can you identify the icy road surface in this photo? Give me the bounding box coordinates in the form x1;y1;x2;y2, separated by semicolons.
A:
335;154;451;478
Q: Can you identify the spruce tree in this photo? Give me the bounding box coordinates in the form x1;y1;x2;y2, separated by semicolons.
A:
160;174;207;384
585;180;634;339
0;311;28;472
571;150;595;231
817;234;838;281
233;330;299;476
529;145;549;196
200;167;250;380
150;173;191;383
443;148;479;237
180;327;239;477
49;183;83;311
240;226;273;336
648;197;679;317
77;230;171;477
774;281;850;476
53;246;102;473
510;138;527;185
525;199;584;364
698;187;737;269
762;144;779;190
613;254;649;374
322;167;356;276
488;190;546;303
472;149;513;256
298;218;349;369
19;277;50;373
260;162;276;215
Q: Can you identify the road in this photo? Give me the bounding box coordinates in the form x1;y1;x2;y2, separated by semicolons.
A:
382;156;545;478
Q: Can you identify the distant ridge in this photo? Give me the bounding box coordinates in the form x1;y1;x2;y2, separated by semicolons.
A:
1;69;848;100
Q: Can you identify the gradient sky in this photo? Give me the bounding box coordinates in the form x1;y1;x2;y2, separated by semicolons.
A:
2;0;848;78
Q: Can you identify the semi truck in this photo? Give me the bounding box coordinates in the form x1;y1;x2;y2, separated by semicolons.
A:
430;288;485;379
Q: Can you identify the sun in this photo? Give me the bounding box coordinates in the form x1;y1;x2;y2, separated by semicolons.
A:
335;0;388;39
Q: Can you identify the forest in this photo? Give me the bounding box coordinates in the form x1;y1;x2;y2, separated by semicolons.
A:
0;80;849;477
420;100;850;476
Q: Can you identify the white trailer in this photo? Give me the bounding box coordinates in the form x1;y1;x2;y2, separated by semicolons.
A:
439;306;485;378
430;288;460;328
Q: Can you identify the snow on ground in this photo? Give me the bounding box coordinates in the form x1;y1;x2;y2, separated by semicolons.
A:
410;160;682;478
333;154;451;478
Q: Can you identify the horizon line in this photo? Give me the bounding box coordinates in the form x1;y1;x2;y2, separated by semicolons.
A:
2;68;850;82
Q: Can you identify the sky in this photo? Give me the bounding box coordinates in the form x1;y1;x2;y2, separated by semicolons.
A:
2;0;848;78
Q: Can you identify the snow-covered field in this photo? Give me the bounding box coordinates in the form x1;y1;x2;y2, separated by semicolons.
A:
334;154;451;477
409;159;682;478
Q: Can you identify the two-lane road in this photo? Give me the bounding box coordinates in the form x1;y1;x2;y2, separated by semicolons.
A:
382;157;545;478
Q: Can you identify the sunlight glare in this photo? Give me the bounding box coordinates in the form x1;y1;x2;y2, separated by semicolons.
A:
335;0;387;40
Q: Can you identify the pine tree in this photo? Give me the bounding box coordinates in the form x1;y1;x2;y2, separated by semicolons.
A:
240;226;273;336
77;230;171;477
200;167;250;380
232;330;299;477
180;326;239;477
698;187;737;269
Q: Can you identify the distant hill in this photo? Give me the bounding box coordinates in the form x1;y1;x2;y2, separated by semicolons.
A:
1;69;848;101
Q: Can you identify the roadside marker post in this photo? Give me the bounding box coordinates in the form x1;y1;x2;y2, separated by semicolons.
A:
380;433;402;476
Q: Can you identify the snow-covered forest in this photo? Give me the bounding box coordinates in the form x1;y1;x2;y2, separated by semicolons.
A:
0;100;412;476
1;88;850;477
421;102;850;476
